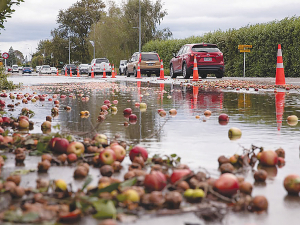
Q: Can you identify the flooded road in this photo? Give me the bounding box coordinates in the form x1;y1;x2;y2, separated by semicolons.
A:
4;74;300;225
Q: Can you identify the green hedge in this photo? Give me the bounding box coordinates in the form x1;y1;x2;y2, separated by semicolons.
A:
143;16;300;77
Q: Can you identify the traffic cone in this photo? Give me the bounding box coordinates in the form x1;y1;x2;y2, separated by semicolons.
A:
275;44;286;86
56;69;59;76
193;86;198;109
65;68;67;76
160;83;164;102
77;67;80;77
91;68;94;78
158;60;166;80
192;55;199;81
102;65;107;78
275;92;285;131
70;68;72;77
111;64;116;78
136;63;141;79
137;81;142;102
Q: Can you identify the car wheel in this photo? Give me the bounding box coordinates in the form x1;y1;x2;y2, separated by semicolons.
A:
216;72;223;78
125;68;130;77
147;73;151;77
170;64;177;78
155;73;160;77
182;63;190;79
200;73;207;79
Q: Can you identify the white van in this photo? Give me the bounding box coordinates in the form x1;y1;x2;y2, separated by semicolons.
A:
12;65;19;73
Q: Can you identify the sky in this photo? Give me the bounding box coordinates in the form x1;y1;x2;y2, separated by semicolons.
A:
1;0;300;60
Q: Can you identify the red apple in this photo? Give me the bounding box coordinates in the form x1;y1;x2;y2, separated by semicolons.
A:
18;119;29;129
218;114;229;122
0;100;5;106
101;105;109;111
98;148;116;165
112;100;118;105
53;138;69;154
213;173;239;197
110;143;126;162
123;108;132;117
54;100;59;105
67;153;77;163
259;150;278;166
67;141;85;156
170;169;192;184
129;146;148;162
128;114;137;124
283;174;300;195
104;100;110;105
144;171;167;192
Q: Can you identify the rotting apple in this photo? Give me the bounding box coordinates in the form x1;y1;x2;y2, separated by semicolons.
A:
283;174;300;195
144;171;167;192
93;134;108;146
170;169;192;184
213;173;239;197
98;148;116;165
67;141;85;156
259;150;278;167
110;143;126;162
129;145;148;162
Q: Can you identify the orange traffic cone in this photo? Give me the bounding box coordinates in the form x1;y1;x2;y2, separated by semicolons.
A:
192;55;199;81
70;68;72;77
65;68;67;76
193;86;198;109
77;67;80;77
56;69;59;76
275;92;285;131
102;65;107;78
111;64;116;78
91;68;94;78
137;81;142;102
158;60;166;80
275;44;286;86
136;63;141;79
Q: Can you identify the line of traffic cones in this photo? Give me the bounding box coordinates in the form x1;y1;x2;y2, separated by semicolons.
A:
136;63;141;79
275;44;285;86
157;60;167;80
192;55;199;81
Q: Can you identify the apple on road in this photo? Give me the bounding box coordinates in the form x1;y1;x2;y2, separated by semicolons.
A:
110;143;126;162
67;141;85;156
129;146;148;162
53;138;70;154
99;148;116;165
93;134;108;146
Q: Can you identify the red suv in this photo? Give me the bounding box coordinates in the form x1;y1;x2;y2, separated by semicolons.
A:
169;43;225;79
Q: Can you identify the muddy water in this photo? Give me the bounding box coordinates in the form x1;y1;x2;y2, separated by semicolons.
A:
4;74;300;225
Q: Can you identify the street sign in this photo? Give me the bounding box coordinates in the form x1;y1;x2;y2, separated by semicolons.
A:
2;52;9;59
238;45;252;49
239;49;251;53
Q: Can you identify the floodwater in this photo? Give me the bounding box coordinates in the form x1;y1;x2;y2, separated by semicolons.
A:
3;74;300;225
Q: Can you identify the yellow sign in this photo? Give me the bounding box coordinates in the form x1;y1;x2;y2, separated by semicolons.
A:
238;45;252;49
239;49;251;53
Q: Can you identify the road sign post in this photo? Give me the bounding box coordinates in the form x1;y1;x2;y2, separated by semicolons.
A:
2;52;9;71
238;45;252;77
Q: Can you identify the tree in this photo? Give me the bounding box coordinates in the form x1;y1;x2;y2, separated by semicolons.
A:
0;0;24;30
52;0;106;63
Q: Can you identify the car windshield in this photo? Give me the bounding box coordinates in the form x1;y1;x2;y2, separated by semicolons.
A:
95;58;109;63
42;65;50;68
120;60;127;65
24;67;30;69
192;45;220;53
141;54;159;61
80;64;89;68
67;64;76;68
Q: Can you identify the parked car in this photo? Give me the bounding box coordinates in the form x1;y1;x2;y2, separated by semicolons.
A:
51;67;57;74
12;65;19;73
18;66;23;71
36;66;42;73
79;64;89;74
119;60;127;75
39;65;51;74
125;52;160;77
22;67;32;74
88;58;111;76
7;66;12;72
169;43;225;79
61;64;77;75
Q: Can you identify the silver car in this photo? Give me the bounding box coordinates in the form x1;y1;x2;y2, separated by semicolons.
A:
88;58;111;76
119;60;128;75
39;65;51;74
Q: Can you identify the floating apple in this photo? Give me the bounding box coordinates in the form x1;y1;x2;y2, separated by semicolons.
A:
287;115;298;126
129;114;137;124
139;103;147;109
218;113;229;122
123;108;132;117
101;105;109;111
99;148;116;165
41;121;51;130
129;146;148;162
259;150;278;166
93;134;108;146
104;100;110;105
170;169;192;184
213;173;239;197
228;127;242;140
169;108;177;116
144;171;167;192
112;100;118;105
110;143;126;162
204;110;212;117
67;141;85;156
283;174;300;195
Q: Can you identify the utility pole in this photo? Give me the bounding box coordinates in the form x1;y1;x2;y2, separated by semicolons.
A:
69;35;71;64
138;0;141;54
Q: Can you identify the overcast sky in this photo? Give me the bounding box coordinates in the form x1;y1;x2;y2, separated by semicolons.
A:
1;0;300;60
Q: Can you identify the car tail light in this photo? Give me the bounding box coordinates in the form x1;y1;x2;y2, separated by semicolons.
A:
109;63;111;66
94;63;96;66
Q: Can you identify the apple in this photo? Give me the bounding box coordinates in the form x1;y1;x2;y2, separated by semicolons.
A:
111;106;117;112
287;115;298;122
55;179;67;191
259;150;278;166
204;110;212;117
123;189;140;202
0;100;5;106
101;105;109;111
144;171;167;192
228;127;242;140
98;148;116;165
219;114;229;122
41;121;51;130
135;102;140;107
123;108;132;116
110;143;126;162
169;108;177;116
18;119;29;129
129;146;148;162
104;99;110;105
67;141;85;156
67;153;78;163
129;114;137;124
139;103;147;109
170;169;192;184
53;138;70;154
257;163;278;178
54;100;59;105
93;134;108;146
112;100;118;105
283;174;300;195
213;173;239;197
159;110;167;117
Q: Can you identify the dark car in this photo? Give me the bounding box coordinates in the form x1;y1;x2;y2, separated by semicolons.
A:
169;43;225;79
61;64;77;75
22;67;32;74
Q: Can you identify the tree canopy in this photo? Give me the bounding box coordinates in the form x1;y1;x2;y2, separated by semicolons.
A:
0;0;24;30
